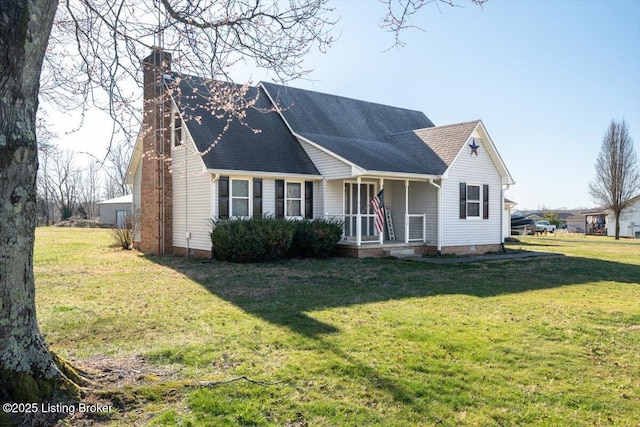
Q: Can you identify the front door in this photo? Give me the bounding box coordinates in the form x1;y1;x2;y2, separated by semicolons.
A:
344;182;376;238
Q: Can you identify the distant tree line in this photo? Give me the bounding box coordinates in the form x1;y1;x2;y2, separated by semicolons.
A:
36;137;131;225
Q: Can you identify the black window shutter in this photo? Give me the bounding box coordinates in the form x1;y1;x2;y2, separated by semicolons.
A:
275;179;285;218
253;179;263;218
219;176;229;219
459;182;467;219
483;184;489;219
305;181;313;219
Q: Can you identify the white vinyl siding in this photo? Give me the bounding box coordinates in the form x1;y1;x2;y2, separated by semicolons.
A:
442;136;503;247
388;180;406;242
313;181;323;219
133;162;142;242
172;134;212;251
324;180;343;219
298;138;352;178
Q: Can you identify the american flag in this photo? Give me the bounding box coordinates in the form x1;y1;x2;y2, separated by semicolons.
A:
370;189;385;234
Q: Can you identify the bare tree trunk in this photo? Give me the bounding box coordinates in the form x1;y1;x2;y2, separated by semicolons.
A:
615;210;621;240
0;0;80;403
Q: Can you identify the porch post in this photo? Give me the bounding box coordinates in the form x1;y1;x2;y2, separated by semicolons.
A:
405;179;409;244
356;176;362;246
379;178;384;245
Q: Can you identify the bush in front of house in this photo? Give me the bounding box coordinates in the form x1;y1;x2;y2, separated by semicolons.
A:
289;218;344;259
210;217;343;263
210;216;294;263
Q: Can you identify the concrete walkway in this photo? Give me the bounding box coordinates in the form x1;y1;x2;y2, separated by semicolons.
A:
402;250;564;264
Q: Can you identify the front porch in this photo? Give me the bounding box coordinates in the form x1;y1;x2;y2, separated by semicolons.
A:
326;176;441;257
335;240;435;258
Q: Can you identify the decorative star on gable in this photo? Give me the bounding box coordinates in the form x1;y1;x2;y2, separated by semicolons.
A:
469;139;479;156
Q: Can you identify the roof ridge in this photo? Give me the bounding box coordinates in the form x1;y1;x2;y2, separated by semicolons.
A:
417;119;481;131
387;119;480;138
261;81;427;115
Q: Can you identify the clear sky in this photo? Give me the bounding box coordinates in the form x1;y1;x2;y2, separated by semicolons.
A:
49;0;640;210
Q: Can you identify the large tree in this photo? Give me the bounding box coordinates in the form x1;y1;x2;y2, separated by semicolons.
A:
0;0;485;408
589;120;640;239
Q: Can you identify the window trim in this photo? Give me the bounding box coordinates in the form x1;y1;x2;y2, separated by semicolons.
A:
230;177;251;218
466;183;482;220
285;181;304;219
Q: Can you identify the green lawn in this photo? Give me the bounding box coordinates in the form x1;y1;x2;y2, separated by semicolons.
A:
35;229;640;426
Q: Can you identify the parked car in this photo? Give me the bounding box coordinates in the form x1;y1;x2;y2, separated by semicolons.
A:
536;220;556;233
511;215;536;235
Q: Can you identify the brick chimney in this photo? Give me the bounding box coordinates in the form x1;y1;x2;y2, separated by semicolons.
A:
140;49;173;255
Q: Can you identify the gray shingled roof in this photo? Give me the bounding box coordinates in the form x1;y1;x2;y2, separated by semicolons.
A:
171;77;480;177
262;82;473;175
387;120;481;175
172;76;319;176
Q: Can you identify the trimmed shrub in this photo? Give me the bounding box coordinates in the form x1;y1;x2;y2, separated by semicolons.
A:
210;217;343;263
210;217;294;263
290;218;344;259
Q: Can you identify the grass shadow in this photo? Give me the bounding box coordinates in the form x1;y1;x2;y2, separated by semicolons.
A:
144;251;639;420
147;253;639;337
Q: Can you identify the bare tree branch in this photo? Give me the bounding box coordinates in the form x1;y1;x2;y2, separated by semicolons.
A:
379;0;487;50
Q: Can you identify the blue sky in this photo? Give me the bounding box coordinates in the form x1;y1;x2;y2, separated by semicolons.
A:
52;0;640;210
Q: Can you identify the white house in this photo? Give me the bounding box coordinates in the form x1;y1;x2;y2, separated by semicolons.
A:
126;50;515;258
606;195;640;238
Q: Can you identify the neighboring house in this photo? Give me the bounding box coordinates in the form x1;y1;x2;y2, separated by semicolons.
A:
126;50;515;258
525;213;543;221
97;194;133;228
606;195;640;238
504;198;517;239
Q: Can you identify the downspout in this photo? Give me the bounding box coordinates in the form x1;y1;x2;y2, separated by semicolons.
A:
429;179;442;256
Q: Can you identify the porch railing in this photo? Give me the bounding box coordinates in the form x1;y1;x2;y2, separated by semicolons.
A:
406;213;426;242
342;213;380;243
341;213;426;244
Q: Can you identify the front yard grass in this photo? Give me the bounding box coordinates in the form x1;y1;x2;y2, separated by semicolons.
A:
35;229;639;426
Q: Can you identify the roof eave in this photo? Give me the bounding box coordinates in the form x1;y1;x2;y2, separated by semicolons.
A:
207;168;323;180
356;170;442;181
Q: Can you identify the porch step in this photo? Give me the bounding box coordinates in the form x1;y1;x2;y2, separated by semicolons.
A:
383;248;416;258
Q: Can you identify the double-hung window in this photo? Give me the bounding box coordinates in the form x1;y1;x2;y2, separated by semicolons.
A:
286;182;302;218
466;184;481;218
276;180;313;219
460;182;489;220
231;179;250;217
